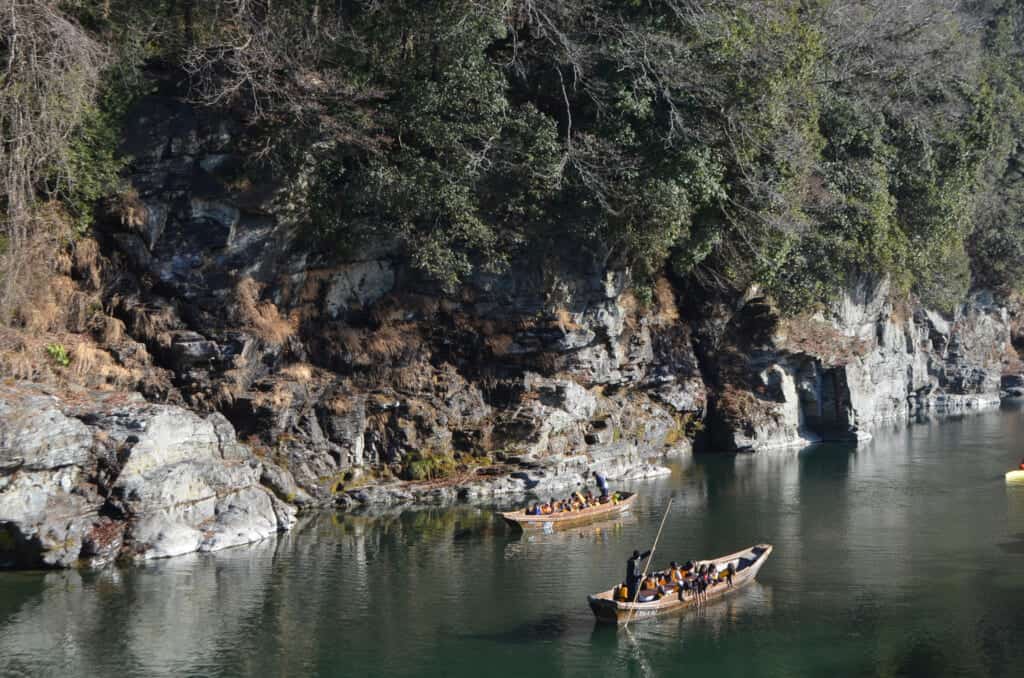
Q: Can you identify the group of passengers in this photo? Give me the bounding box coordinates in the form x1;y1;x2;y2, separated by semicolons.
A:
528;490;620;515
526;472;618;516
617;550;735;604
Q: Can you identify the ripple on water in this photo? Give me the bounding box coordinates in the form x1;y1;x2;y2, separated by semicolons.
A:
4;408;1024;676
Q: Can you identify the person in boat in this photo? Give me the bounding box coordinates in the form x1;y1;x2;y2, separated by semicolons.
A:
658;567;678;596
669;561;684;584
724;562;735;588
679;577;692;601
1020;458;1024;470
626;549;652;600
593;471;610;499
696;565;708;602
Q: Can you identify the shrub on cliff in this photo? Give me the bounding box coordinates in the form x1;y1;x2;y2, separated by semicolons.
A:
6;0;1024;316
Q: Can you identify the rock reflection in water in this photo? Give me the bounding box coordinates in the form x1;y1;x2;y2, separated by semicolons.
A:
4;407;1024;677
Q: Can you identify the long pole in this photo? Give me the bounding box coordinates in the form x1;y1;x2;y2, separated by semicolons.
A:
623;497;673;630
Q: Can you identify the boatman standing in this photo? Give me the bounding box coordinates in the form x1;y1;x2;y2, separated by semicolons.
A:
593;471;610;498
626;549;652;600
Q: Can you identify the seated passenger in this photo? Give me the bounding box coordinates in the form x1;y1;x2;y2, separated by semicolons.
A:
669;561;684;583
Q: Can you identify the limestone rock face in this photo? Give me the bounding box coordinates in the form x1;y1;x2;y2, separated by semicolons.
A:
0;383;295;568
705;277;1012;451
68;92;1019;511
98;94;709;504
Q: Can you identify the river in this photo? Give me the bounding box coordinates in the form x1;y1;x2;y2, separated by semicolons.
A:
3;403;1024;677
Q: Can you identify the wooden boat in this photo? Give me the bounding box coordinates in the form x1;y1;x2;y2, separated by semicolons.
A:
1006;469;1024;483
499;492;637;530
587;543;773;624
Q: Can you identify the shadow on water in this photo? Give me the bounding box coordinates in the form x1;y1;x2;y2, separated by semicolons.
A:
797;441;857;477
457;613;574;645
996;533;1024;554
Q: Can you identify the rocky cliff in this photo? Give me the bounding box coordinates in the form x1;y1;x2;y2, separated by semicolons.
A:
695;278;1012;451
0;383;295;568
0;93;1017;568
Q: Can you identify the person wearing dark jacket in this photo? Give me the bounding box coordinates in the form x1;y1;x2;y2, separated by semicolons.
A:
626;549;652;600
593;471;610;498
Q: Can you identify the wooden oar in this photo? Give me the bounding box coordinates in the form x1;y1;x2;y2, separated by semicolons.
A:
623;497;673;630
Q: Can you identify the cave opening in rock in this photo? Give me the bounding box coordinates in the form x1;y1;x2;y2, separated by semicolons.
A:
797;364;854;441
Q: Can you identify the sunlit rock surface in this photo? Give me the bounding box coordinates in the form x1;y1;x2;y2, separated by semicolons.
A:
0;383;295;568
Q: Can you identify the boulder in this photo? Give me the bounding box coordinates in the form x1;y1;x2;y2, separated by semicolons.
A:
0;383;296;569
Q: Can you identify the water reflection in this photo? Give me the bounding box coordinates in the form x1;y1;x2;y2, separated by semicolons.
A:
3;407;1024;676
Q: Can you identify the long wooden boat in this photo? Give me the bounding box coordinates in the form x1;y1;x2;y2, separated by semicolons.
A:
499;492;637;530
587;543;773;624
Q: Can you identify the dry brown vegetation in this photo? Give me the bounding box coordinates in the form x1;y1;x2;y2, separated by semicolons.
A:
654;277;680;323
327;395;355;414
235;277;296;345
366;323;419;361
102;315;126;345
0;326;136;389
618;289;640;329
129;302;177;348
337;327;364;355
73;237;102;289
486;333;515;356
777;315;868;364
717;383;770;423
332;322;423;364
111;187;147;230
280;362;313;381
554;307;580;332
0;3;108;326
253;381;295;410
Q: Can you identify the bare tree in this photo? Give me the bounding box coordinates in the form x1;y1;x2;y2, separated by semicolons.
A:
0;1;109;323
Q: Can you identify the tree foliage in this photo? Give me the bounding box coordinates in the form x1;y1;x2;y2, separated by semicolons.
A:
6;0;1024;315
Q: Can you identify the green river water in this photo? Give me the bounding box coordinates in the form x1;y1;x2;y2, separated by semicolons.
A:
4;403;1024;677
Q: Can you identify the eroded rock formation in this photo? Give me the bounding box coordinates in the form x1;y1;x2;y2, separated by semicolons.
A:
1;93;1018;569
0;383;295;568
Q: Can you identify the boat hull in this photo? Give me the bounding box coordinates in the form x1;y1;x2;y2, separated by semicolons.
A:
500;493;636;530
1007;470;1024;483
587;544;773;624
